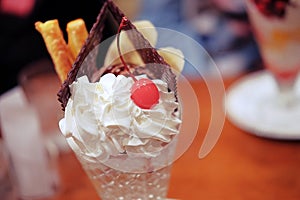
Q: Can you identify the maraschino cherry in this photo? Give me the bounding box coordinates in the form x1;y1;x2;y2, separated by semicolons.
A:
117;17;159;109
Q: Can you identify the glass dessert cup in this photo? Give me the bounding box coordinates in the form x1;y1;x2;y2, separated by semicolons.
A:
238;0;300;137
62;53;182;199
56;2;183;199
62;62;181;199
67;134;178;200
82;162;173;200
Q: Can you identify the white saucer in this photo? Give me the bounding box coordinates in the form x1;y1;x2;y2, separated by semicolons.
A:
225;70;300;140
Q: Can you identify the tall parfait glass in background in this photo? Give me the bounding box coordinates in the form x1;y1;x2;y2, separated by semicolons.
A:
244;0;300;133
246;0;300;106
245;0;300;104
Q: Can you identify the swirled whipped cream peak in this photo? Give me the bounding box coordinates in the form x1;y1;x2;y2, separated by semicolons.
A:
59;73;181;160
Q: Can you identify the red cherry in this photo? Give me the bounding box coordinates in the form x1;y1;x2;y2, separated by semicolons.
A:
116;17;160;109
131;78;160;109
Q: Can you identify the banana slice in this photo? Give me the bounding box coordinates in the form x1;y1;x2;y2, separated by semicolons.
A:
157;47;185;75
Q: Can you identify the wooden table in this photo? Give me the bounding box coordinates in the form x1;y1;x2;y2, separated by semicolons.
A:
50;75;300;200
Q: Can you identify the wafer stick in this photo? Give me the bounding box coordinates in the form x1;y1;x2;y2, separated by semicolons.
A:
66;18;88;60
35;19;73;83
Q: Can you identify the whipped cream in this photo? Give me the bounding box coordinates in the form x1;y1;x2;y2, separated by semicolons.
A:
59;73;181;161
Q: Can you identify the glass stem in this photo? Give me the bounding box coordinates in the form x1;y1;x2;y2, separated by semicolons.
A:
275;77;297;108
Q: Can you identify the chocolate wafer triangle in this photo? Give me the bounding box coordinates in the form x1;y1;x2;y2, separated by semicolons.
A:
58;0;178;110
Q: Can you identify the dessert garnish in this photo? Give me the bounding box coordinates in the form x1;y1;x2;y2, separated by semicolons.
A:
117;17;159;109
35;19;88;83
252;0;292;18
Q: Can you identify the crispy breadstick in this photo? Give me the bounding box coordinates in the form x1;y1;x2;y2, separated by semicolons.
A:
35;19;73;83
67;18;88;60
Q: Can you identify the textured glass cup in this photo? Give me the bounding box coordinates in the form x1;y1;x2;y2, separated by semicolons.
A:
68;137;178;200
57;2;182;199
